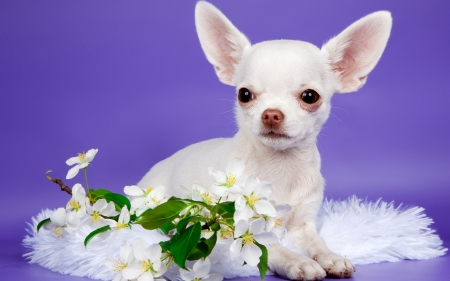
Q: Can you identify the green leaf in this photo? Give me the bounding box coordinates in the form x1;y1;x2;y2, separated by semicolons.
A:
177;216;206;234
160;222;175;235
187;243;207;260
90;188;111;198
84;225;111;248
37;218;51;232
170;222;201;269
159;240;172;252
137;200;187;230
104;193;131;211
218;201;236;215
203;232;217;257
210;222;220;232
188;231;218;260
255;242;269;281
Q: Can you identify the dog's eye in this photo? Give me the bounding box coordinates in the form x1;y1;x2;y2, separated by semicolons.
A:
300;89;320;104
238;88;254;103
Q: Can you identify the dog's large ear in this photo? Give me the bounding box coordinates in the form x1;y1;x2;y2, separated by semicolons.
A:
322;11;392;93
195;1;251;86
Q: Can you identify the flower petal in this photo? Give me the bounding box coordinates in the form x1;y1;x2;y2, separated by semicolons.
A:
50;208;67;226
243;174;258;196
249;218;266;235
93;199;108;212
120;241;133;262
233;205;253;223
234;220;248;238
230;238;243;259
78;162;89;169
85;148;98;162
147;244;162;263
254;200;277;217
122;267;143;280
138;271;154;281
209;184;227;197
154;262;167;277
193;258;211;279
131;197;146;209
118;206;130;224
151;186;165;198
66;211;81;230
104;259;115;272
102;201;117;216
66;156;81;166
124;185;145;196
226;158;245;177
208;167;226;184
241;243;262;266
133;239;149;261
180;268;196;281
66;165;80;179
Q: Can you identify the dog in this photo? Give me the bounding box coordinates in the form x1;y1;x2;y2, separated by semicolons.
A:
138;1;392;280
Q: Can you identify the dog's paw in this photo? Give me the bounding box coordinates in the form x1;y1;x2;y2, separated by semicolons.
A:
314;253;355;278
282;256;326;281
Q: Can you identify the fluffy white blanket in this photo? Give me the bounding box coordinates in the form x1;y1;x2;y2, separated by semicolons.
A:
23;196;447;280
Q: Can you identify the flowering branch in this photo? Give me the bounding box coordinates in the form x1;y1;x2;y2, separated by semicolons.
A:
45;170;72;196
38;150;292;281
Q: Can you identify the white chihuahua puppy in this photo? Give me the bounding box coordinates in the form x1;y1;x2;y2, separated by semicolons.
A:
139;1;392;280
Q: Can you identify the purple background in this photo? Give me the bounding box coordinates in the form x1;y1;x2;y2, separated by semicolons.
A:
1;0;449;280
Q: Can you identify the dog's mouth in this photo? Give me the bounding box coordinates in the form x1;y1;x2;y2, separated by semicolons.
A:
261;130;291;139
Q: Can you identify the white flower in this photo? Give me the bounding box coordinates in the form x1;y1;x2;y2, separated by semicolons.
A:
192;183;217;205
43;208;80;237
265;202;292;239
107;206;131;230
122;239;167;281
208;158;246;197
234;175;277;222
180;258;223;281
84;199;117;228
65;148;98;179
124;185;166;216
218;225;234;241
66;184;89;218
105;241;135;281
230;218;278;266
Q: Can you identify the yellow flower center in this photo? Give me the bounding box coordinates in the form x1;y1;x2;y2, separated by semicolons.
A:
140;260;156;273
116;222;127;229
220;227;233;239
112;260;127;273
77;152;87;163
242;233;255;245
201;192;214;205
151;196;160;205
92;211;101;222
275;218;283;228
69;199;81;211
146;187;153;194
247;193;260;207
51;226;65;238
226;173;237;187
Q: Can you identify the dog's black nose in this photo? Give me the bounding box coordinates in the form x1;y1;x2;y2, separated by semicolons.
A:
262;109;284;129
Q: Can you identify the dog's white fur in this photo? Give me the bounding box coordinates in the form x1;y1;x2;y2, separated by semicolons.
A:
138;2;392;280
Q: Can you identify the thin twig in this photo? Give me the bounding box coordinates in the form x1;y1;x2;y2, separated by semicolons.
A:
45;170;72;195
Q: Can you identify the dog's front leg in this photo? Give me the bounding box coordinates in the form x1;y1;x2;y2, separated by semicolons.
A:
290;221;355;278
267;243;326;281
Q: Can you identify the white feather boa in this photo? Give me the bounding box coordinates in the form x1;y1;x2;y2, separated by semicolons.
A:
23;196;447;280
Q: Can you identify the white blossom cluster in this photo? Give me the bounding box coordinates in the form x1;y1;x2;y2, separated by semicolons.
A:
41;150;292;281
